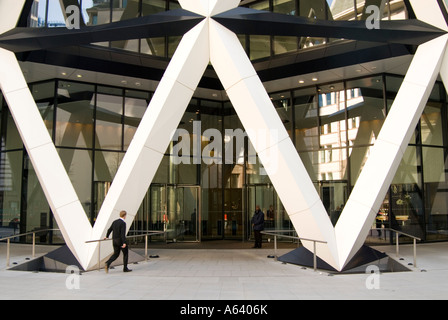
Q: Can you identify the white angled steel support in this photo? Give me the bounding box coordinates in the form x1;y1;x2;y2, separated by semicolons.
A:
87;19;211;269
335;34;448;269
0;48;93;267
209;19;339;268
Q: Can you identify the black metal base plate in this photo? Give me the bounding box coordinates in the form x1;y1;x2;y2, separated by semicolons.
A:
278;245;411;274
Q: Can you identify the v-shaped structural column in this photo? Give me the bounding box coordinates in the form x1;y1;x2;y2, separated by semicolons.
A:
87;19;211;270
0;48;93;267
335;34;448;269
208;19;340;269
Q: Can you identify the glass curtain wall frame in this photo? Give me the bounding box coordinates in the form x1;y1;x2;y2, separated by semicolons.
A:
3;73;448;245
25;1;410;58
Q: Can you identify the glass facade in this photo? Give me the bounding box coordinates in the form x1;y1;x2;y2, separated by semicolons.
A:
26;0;409;59
5;0;448;251
2;72;448;245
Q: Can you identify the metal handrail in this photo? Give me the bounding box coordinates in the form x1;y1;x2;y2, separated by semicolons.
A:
263;228;422;271
261;230;327;272
86;230;165;270
0;228;61;268
370;228;421;267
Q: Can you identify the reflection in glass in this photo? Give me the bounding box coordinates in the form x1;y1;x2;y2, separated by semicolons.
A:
47;0;66;27
423;147;448;240
248;185;292;234
95;87;123;150
124;90;149;150
318;82;347;181
32;82;55;138
318;180;348;225
142;0;166;15
421;102;444;146
94;151;124;221
224;112;244;240
271;91;292;139
200;106;223;240
274;0;296;15
391;146;424;238
3;108;22;151
83;0;111;25
0;151;23;233
346;76;385;185
56;81;95;149
141;37;165;56
346;77;385;147
58;148;92;218
250;35;271;60
294;87;318;152
249;0;270;11
30;0;47;27
24;154;52;241
112;0;140;22
4;71;448;243
168;36;182;58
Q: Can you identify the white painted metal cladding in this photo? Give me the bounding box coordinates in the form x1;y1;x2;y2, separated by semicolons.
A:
0;0;448;271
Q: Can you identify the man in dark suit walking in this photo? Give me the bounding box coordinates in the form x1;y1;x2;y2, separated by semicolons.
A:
104;210;132;273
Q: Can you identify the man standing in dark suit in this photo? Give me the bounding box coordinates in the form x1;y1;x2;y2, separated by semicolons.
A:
251;205;265;248
104;210;132;273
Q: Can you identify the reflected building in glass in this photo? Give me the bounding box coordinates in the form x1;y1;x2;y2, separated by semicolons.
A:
1;0;448;248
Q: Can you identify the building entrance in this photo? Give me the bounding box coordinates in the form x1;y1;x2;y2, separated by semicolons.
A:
247;184;292;239
149;185;201;242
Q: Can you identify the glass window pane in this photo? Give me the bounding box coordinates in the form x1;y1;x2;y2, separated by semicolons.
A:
421;102;444;146
273;0;296;15
95;86;123;150
271;91;292;139
32;81;55;138
83;0;111;26
4;108;22;151
168;1;180;10
29;0;47;27
298;0;327;19
112;0;140;22
124;90;150;150
142;0;166;15
0;151;23;235
386;75;417;144
346;76;385;148
56;81;95;148
111;38;140;52
250;35;271;60
294;87;319;152
58;148;92;218
47;0;67;27
319;180;348;224
273;36;298;55
423;147;448;240
141;37;165;56
329;0;356;20
319;82;346;149
94;150;124;220
168;36;182;58
24;154;51;240
249;0;270;11
390;146;424;237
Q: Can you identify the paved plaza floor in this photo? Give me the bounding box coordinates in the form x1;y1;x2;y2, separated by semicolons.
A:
0;241;447;301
